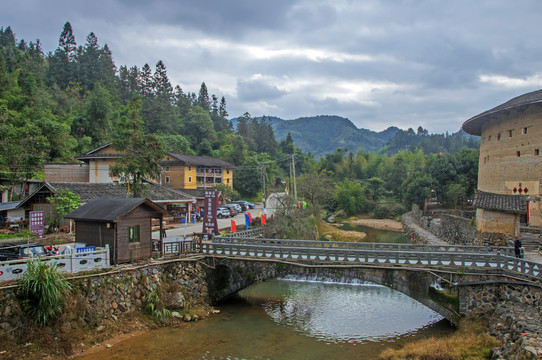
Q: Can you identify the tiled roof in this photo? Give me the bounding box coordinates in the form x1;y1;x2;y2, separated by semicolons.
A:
65;198;168;222
0;201;21;211
47;181;195;203
462;89;542;136
164;153;236;168
473;190;528;214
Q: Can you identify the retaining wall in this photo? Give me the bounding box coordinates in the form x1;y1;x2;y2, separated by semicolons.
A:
0;258;210;337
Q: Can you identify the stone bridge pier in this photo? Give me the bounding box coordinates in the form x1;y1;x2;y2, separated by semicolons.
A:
203;257;461;323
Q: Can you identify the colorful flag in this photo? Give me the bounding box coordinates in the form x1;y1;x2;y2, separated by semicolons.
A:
248;212;252;222
231;220;236;233
245;213;251;230
262;214;266;225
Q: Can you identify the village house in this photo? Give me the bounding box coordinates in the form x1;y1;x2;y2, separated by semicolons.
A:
160;152;236;190
462;89;542;238
44;144;236;191
3;181;195;229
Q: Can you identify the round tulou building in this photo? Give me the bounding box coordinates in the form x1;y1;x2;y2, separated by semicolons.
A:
462;89;542;241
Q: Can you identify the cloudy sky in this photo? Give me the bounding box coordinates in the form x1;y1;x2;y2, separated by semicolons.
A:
3;0;542;133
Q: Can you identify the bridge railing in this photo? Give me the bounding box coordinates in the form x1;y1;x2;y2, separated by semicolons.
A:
227;228;265;238
201;242;542;280
213;236;515;257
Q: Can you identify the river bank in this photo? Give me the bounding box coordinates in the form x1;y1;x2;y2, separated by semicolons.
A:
345;218;403;231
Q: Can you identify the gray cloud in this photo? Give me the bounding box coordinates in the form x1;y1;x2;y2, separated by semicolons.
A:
4;0;542;133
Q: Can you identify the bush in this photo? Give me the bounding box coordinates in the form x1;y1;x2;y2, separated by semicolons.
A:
17;259;72;327
373;201;406;219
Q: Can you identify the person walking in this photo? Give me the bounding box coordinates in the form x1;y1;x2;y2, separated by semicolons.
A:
514;236;523;258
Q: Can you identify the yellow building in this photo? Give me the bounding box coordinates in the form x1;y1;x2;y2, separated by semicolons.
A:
462;89;541;235
160;153;235;190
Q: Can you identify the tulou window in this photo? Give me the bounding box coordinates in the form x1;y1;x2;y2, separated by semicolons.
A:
129;225;140;243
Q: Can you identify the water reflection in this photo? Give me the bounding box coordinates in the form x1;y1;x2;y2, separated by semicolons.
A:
242;278;443;344
80;278;453;360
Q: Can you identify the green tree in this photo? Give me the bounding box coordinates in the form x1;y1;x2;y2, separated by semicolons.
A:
334;180;370;216
183;106;215;148
110;95;165;197
297;170;334;209
47;188;81;229
403;174;437;209
197;82;210;111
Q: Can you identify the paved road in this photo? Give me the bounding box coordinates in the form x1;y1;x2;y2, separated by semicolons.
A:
158;192;286;239
157;202;266;239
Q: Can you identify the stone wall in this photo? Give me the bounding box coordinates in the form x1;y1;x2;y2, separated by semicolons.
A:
404;205;480;246
0;259;210;336
458;282;542;358
429;214;477;245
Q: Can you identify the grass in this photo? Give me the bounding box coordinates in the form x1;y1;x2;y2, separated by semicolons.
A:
17;259;72;327
317;220;367;242
379;317;500;360
0;229;35;240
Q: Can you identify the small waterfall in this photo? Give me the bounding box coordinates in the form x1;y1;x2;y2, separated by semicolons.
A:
277;274;383;287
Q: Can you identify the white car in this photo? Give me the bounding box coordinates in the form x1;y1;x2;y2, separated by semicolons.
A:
217;206;232;218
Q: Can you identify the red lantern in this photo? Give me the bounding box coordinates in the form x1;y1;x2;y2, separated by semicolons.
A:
513;187;517;193
524;188;529;194
518;187;523;194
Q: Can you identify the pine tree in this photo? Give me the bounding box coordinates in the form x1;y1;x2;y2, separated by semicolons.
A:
197;82;210;111
139;63;154;97
58;22;76;62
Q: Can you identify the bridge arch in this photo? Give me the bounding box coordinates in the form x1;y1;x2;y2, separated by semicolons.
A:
203;257;460;323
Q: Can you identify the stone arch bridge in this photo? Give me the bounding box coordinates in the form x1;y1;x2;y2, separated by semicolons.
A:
201;236;542;324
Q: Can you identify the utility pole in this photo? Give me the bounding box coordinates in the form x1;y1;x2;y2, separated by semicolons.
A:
260;163;269;208
291;154;297;203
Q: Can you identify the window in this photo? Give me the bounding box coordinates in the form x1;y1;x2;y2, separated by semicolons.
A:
165;176;170;183
165;166;170;172
497;133;501;141
129;225;140;243
188;176;192;183
488;135;492;141
227;170;230;174
508;130;513;138
517;151;521;157
227;178;230;184
535;149;540;156
523;127;528;135
188;166;192;172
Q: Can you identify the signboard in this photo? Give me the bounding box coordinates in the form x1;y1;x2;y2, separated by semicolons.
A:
29;211;44;238
203;190;219;234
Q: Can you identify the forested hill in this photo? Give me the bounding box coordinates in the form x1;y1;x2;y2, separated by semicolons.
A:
234;115;479;158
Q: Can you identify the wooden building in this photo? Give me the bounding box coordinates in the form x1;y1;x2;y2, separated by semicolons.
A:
66;198;168;264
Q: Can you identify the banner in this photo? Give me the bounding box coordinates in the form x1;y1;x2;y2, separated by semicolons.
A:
231;220;237;233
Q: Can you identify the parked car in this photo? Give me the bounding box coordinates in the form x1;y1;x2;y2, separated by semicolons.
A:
222;204;239;216
217;206;232;218
242;201;256;209
228;203;243;213
231;201;247;211
0;242;47;261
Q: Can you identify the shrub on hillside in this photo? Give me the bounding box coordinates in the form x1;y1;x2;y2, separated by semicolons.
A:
373;201;406;219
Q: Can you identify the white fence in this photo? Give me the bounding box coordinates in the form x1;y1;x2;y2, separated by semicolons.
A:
0;245;111;282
